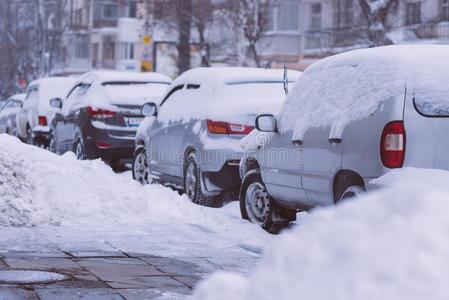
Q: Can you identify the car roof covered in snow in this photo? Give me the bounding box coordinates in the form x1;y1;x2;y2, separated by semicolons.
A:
80;71;172;84
280;44;449;141
172;67;302;86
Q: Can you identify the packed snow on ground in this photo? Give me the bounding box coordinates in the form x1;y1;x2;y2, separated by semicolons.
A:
193;167;449;300
0;134;270;261
280;45;449;141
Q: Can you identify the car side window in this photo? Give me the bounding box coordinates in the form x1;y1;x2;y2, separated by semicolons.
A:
63;83;90;115
25;86;39;102
160;85;184;107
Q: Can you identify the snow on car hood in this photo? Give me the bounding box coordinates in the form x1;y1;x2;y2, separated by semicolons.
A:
280;45;449;141
103;82;170;107
194;167;449;300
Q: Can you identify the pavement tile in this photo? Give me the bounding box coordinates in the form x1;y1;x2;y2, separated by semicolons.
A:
69;251;127;258
105;275;187;289
0;252;69;258
3;257;82;273
77;258;165;278
172;276;201;288
140;257;206;277
0;287;40;300
36;288;124;300
117;287;190;300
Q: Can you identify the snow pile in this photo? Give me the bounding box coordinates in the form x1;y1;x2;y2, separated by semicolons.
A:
193;167;449;300
0;135;258;236
280;45;449;141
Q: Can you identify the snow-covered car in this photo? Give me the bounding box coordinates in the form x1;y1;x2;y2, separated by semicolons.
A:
0;94;25;136
49;71;172;170
134;67;301;207
239;45;449;233
16;77;77;146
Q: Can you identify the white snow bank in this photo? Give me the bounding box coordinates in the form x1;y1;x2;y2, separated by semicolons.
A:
193;167;449;300
157;68;301;125
280;45;449;141
0;134;261;243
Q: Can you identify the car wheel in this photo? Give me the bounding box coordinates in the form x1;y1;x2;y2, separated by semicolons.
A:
74;139;85;160
184;152;221;208
133;147;151;184
240;171;289;234
26;127;34;145
48;133;57;153
334;175;365;204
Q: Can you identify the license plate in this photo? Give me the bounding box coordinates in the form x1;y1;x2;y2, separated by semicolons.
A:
125;117;144;127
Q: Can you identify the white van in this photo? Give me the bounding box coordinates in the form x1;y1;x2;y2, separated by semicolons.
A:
17;77;77;146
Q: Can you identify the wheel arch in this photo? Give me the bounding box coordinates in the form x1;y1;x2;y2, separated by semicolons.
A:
333;169;365;202
240;157;260;180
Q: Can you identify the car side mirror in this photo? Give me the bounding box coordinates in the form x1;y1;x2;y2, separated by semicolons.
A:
50;98;63;109
255;114;278;133
142;102;158;117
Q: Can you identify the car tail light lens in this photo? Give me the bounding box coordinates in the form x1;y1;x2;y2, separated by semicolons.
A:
87;106;116;119
206;119;253;135
95;141;112;149
380;121;406;168
38;116;47;126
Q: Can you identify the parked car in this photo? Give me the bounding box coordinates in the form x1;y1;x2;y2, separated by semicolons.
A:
16;77;77;147
239;45;449;233
134;67;301;207
0;94;25;136
49;71;172;169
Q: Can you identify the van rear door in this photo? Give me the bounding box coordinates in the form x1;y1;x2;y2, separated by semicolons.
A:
403;89;449;170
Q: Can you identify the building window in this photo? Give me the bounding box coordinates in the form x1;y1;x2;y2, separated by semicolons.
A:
334;0;353;27
103;4;118;19
120;43;135;60
103;37;115;60
75;35;89;59
442;0;449;21
310;3;322;30
405;2;421;25
268;1;300;32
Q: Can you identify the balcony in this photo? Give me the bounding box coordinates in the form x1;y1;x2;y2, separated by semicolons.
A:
304;27;369;54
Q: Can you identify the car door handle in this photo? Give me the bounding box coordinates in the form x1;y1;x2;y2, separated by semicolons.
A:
329;138;342;144
291;139;302;147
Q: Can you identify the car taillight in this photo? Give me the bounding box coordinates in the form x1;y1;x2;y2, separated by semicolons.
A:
38;116;47;126
206;119;253;135
380;120;406;168
95;141;112;149
87;106;116;119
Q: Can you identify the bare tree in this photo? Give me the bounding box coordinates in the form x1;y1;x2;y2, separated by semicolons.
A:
192;0;214;67
358;0;398;46
224;0;270;67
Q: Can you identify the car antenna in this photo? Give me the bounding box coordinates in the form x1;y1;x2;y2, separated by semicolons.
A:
283;61;289;95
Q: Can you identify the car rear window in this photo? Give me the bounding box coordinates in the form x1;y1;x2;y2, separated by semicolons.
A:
414;97;449;117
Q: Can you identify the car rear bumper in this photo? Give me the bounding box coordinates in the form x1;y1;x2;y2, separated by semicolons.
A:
33;126;51;146
84;121;137;163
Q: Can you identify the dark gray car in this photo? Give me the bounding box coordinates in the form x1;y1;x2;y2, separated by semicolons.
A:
49;71;171;169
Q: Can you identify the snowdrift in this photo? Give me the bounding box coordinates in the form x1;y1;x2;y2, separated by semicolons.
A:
193;167;449;300
0;135;256;234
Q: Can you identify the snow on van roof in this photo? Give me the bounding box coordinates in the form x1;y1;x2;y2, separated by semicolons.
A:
280;45;449;141
83;70;172;84
172;67;301;85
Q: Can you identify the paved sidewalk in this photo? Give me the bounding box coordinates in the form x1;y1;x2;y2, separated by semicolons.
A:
0;250;216;299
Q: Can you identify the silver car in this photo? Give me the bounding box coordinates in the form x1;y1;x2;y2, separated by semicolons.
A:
239;45;449;233
134;67;301;207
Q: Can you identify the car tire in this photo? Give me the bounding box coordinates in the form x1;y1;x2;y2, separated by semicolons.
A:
26;127;34;145
334;175;365;204
133;147;151;184
184;152;221;208
48;133;56;154
240;170;289;234
74;139;86;160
